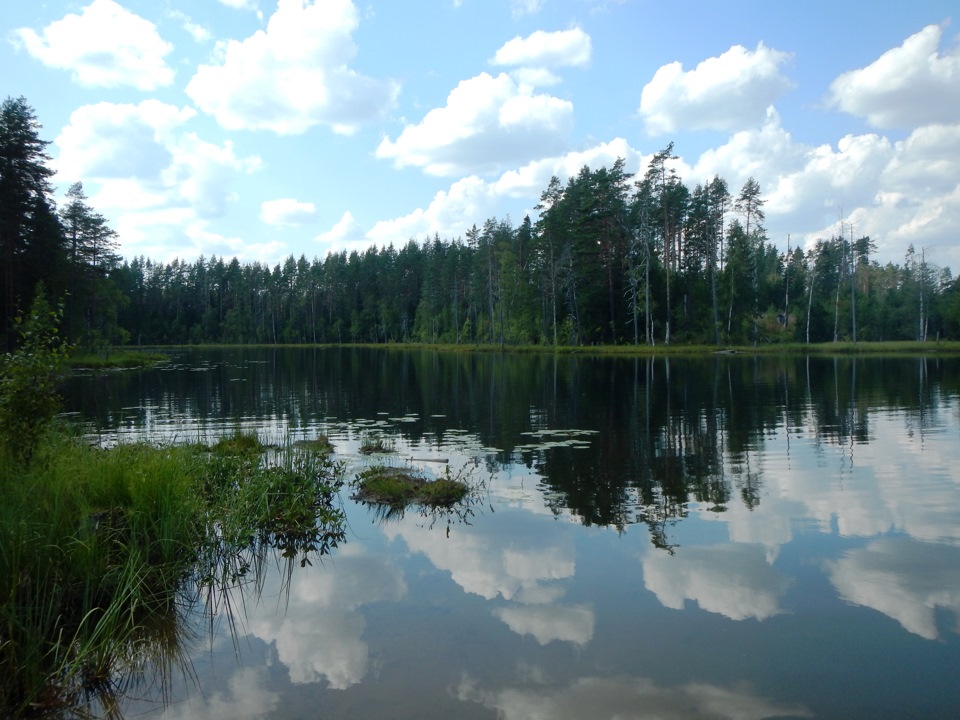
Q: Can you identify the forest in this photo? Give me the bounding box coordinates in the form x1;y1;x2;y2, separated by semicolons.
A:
3;95;960;352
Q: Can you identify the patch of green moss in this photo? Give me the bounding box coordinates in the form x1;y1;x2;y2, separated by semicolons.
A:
352;466;468;507
293;434;335;454
210;430;264;456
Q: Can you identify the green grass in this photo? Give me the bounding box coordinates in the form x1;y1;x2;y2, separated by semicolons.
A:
386;339;960;357
292;434;335;454
146;339;960;357
352;465;469;507
67;350;168;369
0;427;345;717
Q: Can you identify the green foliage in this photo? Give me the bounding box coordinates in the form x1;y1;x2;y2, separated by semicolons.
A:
0;428;346;717
352;464;469;507
4;96;959;350
0;286;71;459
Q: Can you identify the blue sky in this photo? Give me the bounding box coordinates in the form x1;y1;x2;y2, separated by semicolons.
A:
3;0;958;271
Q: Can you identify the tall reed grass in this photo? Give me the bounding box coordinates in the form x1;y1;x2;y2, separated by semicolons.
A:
0;427;345;718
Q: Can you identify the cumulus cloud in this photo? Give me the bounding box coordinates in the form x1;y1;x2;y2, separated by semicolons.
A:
672;108;960;270
11;0;174;90
261;198;318;226
54;101;261;218
643;544;790;621
163;666;279;720
248;549;406;689
492;28;592;68
53;100;190;182
457;674;810;720
827;537;960;640
827;24;960;129
493;604;595;646
186;0;398;135
640;42;793;135
52;101;262;258
365;176;496;244
365;138;642;247
510;0;545;17
167;9;212;42
314;211;368;255
375;72;573;176
382;511;575;601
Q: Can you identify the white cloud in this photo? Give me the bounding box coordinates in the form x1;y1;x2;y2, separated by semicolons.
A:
507;67;562;87
167;9;212;42
366;176;500;245
53;101;263;258
162;667;279;720
493;604;595;646
643;544;790;621
11;0;174;90
248;548;406;689
827;24;960;129
185;0;398;135
54;102;261;218
827;537;960;640
494;137;642;199
510;0;545;17
382;511;575;601
366;138;644;247
673;109;960;269
218;0;259;9
492;28;592;68
458;675;810;720
53;100;191;182
166;134;263;217
881;123;960;196
261;198;318;226
376;72;573;177
314;211;368;255
640;43;793;135
763;131;894;227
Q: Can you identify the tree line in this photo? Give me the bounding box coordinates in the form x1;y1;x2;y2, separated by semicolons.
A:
3;96;959;350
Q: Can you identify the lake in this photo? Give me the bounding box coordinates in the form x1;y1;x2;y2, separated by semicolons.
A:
60;348;960;719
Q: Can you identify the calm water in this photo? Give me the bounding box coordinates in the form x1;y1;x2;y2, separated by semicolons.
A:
61;349;960;719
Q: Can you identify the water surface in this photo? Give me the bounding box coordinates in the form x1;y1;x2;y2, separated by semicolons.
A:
61;349;960;719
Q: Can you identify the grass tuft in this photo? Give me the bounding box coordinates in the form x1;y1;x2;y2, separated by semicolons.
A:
0;427;346;717
352;465;469;507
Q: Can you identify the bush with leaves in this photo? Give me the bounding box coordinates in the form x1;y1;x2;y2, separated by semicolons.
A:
0;285;71;460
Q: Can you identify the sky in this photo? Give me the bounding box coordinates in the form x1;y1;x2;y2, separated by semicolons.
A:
3;0;959;271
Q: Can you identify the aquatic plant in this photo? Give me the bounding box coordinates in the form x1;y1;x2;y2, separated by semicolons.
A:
352;463;470;507
0;430;347;718
358;435;395;455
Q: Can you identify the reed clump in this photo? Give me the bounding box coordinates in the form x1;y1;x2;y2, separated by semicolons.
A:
0;428;346;718
352;464;469;507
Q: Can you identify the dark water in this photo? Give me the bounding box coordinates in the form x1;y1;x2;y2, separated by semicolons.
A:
61;349;960;719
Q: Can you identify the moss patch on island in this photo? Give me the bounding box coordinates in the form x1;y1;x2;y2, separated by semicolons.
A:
351;465;468;507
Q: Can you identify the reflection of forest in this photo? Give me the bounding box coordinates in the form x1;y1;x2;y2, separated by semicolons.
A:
64;349;958;543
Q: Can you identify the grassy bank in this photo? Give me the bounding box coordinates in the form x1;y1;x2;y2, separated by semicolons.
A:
147;339;960;357
0;428;345;718
66;350;168;370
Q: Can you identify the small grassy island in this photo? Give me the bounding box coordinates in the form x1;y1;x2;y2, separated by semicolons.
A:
352;465;470;507
66;350;169;370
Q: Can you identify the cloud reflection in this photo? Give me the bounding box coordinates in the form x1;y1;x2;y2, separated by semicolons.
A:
246;548;406;689
643;544;790;621
827;536;960;640
493;604;595;646
457;674;810;719
161;666;279;719
382;512;575;601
